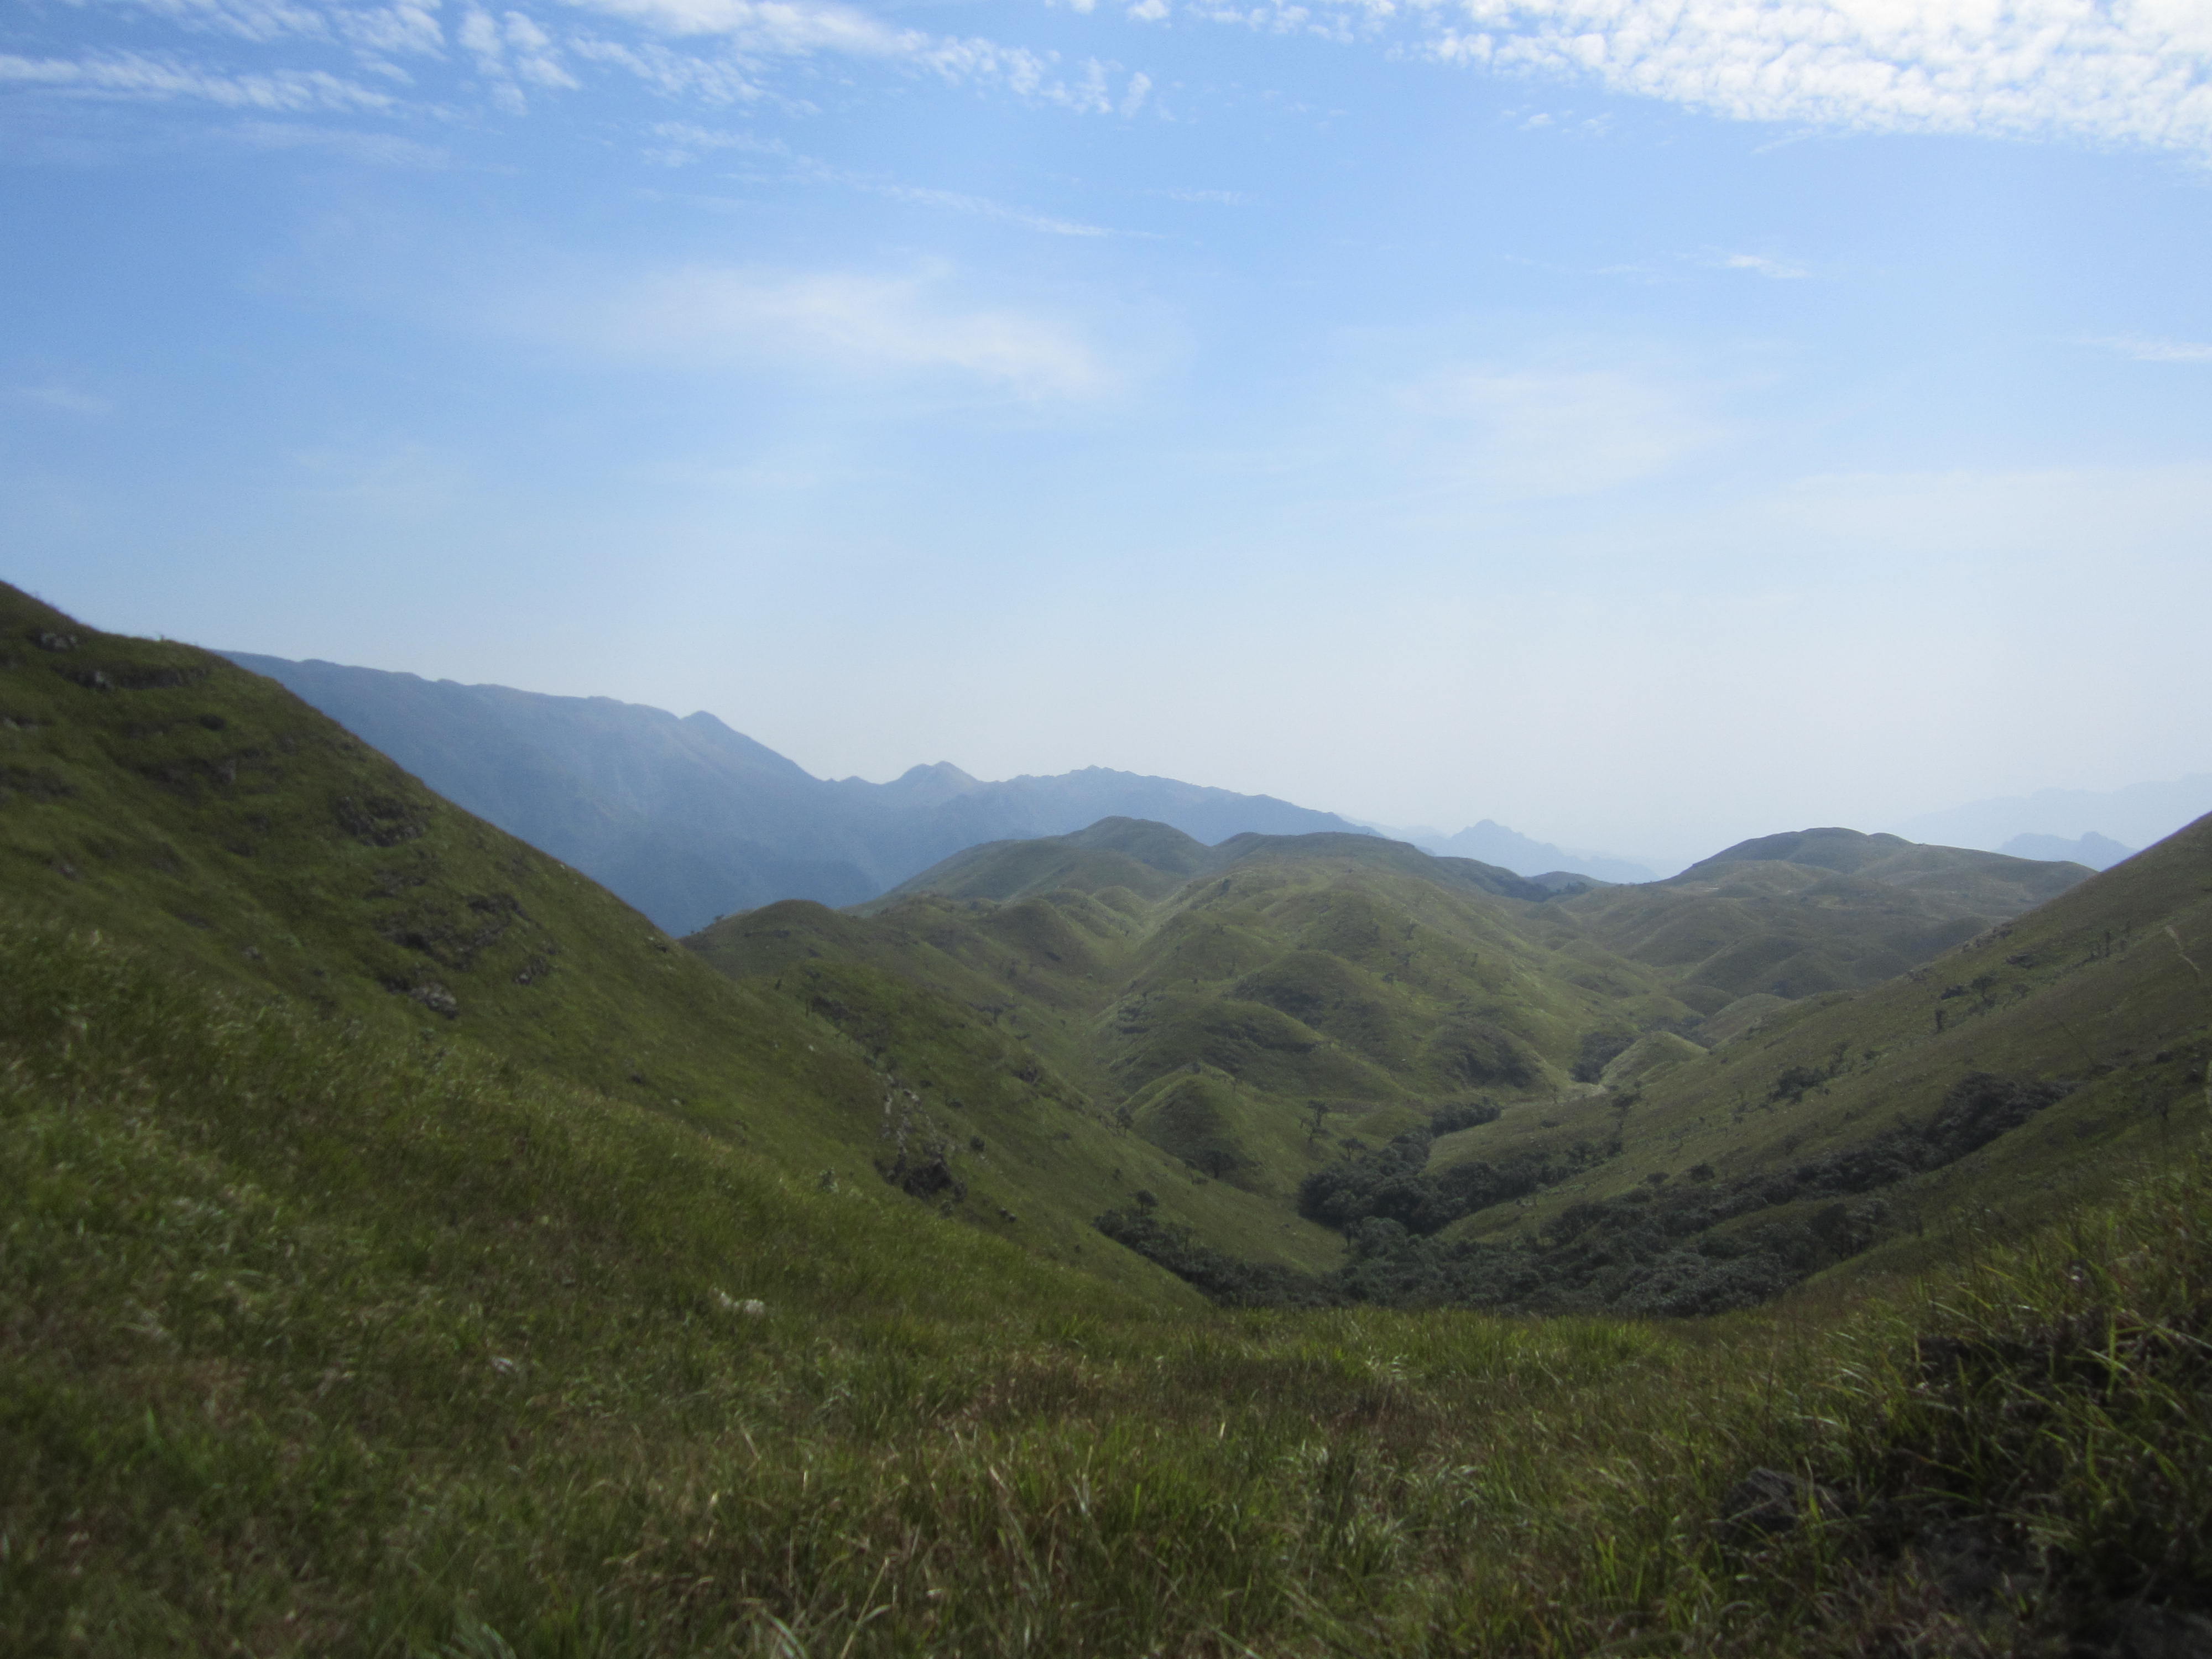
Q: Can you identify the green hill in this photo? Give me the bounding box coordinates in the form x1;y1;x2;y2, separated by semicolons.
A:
694;801;2204;1326
694;820;1704;1249
1546;825;2092;1005
11;855;2211;1659
0;583;1292;1300
1426;811;2212;1298
1066;812;2210;1319
11;587;2212;1657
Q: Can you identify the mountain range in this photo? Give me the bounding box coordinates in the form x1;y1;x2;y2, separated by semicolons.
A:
9;582;2212;1655
1890;774;2212;857
1997;829;2138;868
1378;817;1662;883
693;813;2109;1312
221;653;1376;933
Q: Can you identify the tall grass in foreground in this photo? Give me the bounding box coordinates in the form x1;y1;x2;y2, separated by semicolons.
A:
3;917;2206;1656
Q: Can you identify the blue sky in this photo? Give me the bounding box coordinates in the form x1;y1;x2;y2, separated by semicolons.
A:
5;0;2209;863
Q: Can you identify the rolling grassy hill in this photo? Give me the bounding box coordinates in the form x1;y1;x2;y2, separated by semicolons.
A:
9;585;2212;1657
690;821;1704;1225
695;806;2203;1325
1410;810;2212;1308
0;583;1315;1300
1542;826;2091;1005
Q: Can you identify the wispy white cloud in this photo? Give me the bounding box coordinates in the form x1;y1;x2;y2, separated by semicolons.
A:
843;178;1123;236
644;122;1138;233
2083;334;2212;364
40;0;1144;123
1419;0;2212;155
559;0;912;51
33;0;2212;152
640;118;781;162
780;156;1130;235
0;49;398;110
560;0;1138;112
583;264;1117;397
77;0;446;58
7;384;113;415
460;6;578;109
568;35;766;101
1717;252;1809;280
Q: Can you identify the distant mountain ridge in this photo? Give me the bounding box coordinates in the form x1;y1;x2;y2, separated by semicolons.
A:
220;653;1375;933
1998;831;2135;870
1366;818;1660;884
865;816;1563;911
1890;774;2212;856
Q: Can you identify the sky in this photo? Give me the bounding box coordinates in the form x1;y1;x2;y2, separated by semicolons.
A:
4;0;2209;866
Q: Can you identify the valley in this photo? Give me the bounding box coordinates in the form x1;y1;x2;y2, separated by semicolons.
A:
4;581;2209;1658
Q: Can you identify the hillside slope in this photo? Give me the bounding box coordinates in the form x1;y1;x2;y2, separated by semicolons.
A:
1544;826;2091;1006
695;810;2197;1317
11;589;2212;1657
693;821;1703;1246
1202;813;2212;1316
1;587;1314;1295
23;904;2212;1657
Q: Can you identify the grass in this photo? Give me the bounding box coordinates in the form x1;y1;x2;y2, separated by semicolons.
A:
697;802;2210;1310
692;842;1708;1260
1450;810;2212;1262
0;582;1308;1304
9;911;2212;1656
9;583;2212;1651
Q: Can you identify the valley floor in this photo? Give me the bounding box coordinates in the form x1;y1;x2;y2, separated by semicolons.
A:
7;919;2210;1658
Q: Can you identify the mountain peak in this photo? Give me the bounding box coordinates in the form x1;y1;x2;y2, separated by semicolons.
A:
1678;827;1913;879
872;761;982;805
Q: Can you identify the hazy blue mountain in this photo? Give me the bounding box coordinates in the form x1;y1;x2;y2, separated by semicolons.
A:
2000;831;2136;870
1381;818;1660;884
1890;775;2212;855
221;654;1371;932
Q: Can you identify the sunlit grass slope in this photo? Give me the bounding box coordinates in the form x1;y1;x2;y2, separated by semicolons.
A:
8;587;2211;1653
1432;813;2212;1298
0;581;868;1155
9;915;2212;1655
1543;827;2091;1004
0;585;1256;1296
690;827;1702;1243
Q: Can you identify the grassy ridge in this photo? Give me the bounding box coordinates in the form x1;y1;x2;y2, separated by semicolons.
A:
692;842;1703;1244
9;915;2212;1655
693;814;2190;1305
8;588;2212;1652
1542;827;2090;1005
0;585;1263;1301
1449;812;2212;1271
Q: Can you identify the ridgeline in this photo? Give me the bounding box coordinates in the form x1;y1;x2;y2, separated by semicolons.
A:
5;582;2209;1658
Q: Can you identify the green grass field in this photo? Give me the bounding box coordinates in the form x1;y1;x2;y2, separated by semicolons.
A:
6;582;2211;1654
9;914;2211;1655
